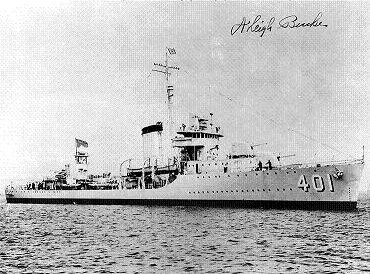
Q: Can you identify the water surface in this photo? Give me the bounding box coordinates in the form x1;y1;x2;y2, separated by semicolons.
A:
0;198;369;273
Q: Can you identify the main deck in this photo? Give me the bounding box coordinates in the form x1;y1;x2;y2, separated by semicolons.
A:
5;161;364;210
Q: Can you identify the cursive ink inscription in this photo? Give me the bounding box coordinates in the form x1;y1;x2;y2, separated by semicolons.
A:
231;12;328;37
231;15;275;37
279;12;328;28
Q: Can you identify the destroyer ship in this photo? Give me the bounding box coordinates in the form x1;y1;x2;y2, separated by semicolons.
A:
5;49;365;210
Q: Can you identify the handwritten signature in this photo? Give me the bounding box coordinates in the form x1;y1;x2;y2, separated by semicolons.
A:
231;12;328;37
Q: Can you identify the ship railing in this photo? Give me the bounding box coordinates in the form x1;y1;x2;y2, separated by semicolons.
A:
280;158;364;169
177;125;223;135
5;184;29;192
120;157;179;176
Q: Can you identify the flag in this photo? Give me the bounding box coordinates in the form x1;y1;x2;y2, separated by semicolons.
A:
75;138;88;148
167;85;174;97
167;48;176;55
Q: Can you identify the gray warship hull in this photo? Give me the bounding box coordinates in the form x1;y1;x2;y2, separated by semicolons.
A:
5;161;364;210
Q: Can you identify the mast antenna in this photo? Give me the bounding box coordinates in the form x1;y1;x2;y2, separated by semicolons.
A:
152;47;180;157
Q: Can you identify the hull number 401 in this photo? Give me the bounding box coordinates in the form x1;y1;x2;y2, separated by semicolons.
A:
298;174;334;192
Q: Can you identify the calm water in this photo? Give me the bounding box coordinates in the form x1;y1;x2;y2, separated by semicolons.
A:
0;198;369;273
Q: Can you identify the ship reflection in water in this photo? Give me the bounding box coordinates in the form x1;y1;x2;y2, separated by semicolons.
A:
1;201;369;273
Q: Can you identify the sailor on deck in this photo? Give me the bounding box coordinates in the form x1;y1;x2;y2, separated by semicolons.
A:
266;160;272;170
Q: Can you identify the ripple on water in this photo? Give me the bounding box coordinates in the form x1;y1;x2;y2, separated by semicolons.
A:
0;201;369;273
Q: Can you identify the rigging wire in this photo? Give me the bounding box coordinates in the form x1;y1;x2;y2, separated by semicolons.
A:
151;50;355;159
214;90;355;159
178;60;355;159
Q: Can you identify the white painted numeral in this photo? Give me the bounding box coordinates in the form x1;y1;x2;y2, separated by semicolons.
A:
298;175;309;192
297;174;335;193
312;175;325;192
327;174;334;192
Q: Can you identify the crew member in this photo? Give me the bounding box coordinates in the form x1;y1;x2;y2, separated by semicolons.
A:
266;160;272;170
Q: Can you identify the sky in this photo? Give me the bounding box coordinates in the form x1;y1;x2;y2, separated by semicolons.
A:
0;1;369;192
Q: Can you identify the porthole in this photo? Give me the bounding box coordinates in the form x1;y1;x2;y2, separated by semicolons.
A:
212;191;215;193
257;189;259;192
231;190;233;193
294;171;296;174
267;173;269;175
283;189;285;191
237;175;239;177
241;190;244;192
314;170;317;172
275;172;277;174
252;189;254;192
236;190;238;192
290;188;292;191
226;191;228;193
268;189;271;191
245;174;247;176
277;189;279;191
256;173;258;176
286;172;289;174
221;191;223;193
263;189;265;191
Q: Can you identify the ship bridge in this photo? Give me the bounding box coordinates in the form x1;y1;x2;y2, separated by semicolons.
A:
172;114;223;162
